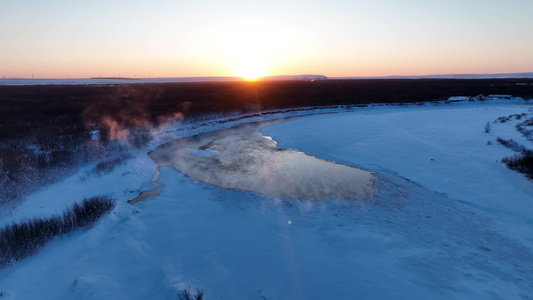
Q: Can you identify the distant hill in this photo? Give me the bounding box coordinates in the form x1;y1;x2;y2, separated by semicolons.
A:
260;75;329;81
3;72;533;86
335;72;533;79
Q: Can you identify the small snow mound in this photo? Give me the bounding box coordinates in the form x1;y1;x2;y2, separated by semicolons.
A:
263;135;277;146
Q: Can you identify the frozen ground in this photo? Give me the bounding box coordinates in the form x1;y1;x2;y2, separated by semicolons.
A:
1;99;533;299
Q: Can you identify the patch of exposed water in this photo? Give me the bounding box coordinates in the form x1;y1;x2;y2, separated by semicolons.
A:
127;186;164;205
144;120;376;201
128;166;165;205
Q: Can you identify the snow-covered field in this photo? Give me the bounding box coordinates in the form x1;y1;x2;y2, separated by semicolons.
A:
1;99;533;299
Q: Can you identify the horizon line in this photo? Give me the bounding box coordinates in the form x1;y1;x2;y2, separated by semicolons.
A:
2;72;533;82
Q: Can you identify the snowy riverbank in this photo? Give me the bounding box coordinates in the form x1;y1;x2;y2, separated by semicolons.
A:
1;98;532;299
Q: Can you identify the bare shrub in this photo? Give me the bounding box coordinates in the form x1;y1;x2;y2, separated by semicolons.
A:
177;287;205;300
484;122;492;133
502;153;533;180
0;195;115;268
65;196;116;228
516;116;533;142
496;137;533;180
496;138;524;152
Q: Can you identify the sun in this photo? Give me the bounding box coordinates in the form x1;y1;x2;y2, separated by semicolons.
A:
236;59;268;81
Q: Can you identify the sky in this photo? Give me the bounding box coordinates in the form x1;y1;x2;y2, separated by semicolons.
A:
1;0;533;79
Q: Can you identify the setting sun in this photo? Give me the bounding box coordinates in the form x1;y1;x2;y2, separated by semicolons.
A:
236;58;268;81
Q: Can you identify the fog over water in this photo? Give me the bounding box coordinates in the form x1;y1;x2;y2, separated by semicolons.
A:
149;121;376;200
